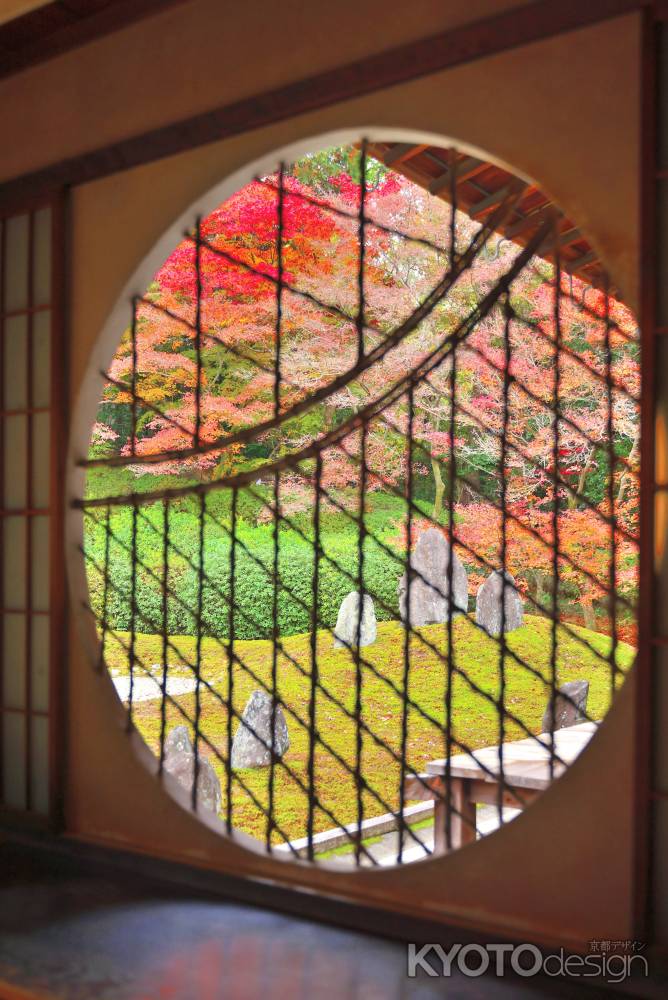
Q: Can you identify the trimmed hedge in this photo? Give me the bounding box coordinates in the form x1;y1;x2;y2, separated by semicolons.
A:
85;505;404;640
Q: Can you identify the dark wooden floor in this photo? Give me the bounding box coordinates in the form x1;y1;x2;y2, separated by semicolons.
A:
0;838;660;999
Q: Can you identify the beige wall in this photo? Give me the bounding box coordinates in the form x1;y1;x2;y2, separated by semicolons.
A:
0;0;539;186
58;8;644;950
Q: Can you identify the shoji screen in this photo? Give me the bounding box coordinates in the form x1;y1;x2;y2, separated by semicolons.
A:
0;197;65;823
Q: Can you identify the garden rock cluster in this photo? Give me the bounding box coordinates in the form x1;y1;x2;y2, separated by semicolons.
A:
231;689;290;768
163;725;222;814
328;530;527;647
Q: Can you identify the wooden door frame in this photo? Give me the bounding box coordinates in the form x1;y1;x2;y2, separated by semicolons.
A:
0;189;68;833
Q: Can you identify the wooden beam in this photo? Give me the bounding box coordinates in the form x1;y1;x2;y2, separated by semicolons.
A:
536;226;584;255
383;143;428;167
563;249;598;272
454;162;491;185
0;0;649;209
469;181;527;218
555;226;583;248
0;0;190;79
467;779;541;810
371;142;599;277
403;773;443;802
505;204;557;239
433;778;477;853
428;156;484;195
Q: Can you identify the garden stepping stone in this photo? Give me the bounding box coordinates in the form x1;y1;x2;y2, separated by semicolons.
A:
476;569;523;636
163;724;222;814
231;690;290;768
398;527;468;627
541;680;590;733
333;591;377;648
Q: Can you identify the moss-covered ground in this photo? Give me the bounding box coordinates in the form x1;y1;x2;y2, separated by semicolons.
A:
103;615;634;845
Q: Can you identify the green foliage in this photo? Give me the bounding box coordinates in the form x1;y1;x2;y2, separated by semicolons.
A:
292;144;389;194
85;493;408;640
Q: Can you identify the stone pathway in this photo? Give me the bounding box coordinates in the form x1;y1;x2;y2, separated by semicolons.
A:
112;674;197;703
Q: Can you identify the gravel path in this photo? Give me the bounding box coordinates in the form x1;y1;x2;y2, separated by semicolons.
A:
112;675;197;703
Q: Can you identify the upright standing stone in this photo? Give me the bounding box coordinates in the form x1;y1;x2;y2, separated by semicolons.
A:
164;725;191;756
231;689;290;768
398;527;468;627
541;680;590;733
475;570;523;636
163;725;222;814
333;592;377;648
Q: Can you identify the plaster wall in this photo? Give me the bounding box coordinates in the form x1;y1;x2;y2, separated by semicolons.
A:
0;0;536;185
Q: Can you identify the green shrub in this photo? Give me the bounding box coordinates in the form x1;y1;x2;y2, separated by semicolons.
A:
85;503;404;641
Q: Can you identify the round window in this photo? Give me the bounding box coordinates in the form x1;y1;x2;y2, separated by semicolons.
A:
75;136;639;867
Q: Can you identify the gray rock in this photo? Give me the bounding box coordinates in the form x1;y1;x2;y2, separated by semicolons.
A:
231;689;289;768
475;570;523;636
541;680;590;733
398;527;468;627
334;592;377;648
163;725;222;814
164;724;192;756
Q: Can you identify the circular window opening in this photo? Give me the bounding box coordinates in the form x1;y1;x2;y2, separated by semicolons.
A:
78;138;639;867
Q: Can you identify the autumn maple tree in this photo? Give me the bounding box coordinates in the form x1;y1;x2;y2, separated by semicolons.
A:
91;144;640;632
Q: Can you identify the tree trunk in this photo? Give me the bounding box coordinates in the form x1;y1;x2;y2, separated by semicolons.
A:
432;458;445;522
530;570;547;609
323;401;336;432
568;454;594;509
617;427;640;505
580;597;596;632
458;470;480;503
